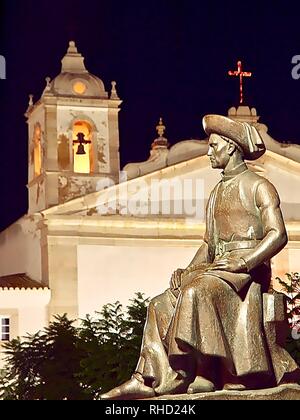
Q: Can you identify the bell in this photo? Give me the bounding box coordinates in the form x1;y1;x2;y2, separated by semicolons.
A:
74;132;90;155
76;143;86;155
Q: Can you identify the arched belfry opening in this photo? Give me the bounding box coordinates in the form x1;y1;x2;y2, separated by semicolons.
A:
33;123;42;177
72;121;93;174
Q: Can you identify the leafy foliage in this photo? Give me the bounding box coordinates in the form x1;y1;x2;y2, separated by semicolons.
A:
78;292;149;399
276;272;300;370
0;293;149;400
0;315;86;400
276;272;300;326
285;331;300;367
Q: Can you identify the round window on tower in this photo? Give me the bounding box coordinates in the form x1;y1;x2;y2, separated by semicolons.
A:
73;81;87;95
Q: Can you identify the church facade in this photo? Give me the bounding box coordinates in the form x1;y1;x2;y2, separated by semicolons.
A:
0;42;299;344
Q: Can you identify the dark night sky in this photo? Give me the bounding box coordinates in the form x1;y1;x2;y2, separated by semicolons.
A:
1;0;300;231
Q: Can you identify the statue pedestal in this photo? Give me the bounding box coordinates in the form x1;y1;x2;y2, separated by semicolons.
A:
148;384;300;400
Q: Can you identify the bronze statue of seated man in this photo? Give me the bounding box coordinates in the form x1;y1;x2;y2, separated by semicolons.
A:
101;114;300;400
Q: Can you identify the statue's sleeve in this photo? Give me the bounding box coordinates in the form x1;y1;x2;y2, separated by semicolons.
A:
242;179;288;272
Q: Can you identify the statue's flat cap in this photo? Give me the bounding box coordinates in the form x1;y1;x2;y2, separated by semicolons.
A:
203;114;266;160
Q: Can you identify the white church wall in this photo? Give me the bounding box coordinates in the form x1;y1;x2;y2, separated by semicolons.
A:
264;165;300;221
0;290;50;341
0;221;27;276
77;242;199;317
18;304;49;337
0;217;42;281
0;289;50;367
271;243;300;291
287;245;300;273
262;131;300;163
47;238;79;321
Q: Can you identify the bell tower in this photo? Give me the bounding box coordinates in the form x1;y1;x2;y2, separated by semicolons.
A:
26;41;122;213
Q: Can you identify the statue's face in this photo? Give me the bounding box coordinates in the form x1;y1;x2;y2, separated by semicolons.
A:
207;134;230;169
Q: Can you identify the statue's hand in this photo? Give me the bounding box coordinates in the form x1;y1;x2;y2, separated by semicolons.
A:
170;268;185;290
210;257;247;273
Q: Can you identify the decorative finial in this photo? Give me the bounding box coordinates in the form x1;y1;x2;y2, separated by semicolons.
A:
45;77;51;90
61;40;87;73
156;117;166;137
110;81;119;99
28;94;33;107
66;40;79;55
151;117;169;150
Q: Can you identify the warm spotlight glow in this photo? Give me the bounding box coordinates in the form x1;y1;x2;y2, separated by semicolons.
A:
73;81;86;95
33;124;42;177
73;121;91;173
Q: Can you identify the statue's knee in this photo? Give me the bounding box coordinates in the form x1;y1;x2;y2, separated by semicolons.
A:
183;276;222;300
149;290;172;314
181;283;197;299
153;289;170;304
150;296;160;307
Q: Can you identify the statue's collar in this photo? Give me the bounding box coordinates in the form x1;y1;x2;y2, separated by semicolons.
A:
221;162;248;182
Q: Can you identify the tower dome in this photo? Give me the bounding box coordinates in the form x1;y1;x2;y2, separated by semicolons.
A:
45;41;108;99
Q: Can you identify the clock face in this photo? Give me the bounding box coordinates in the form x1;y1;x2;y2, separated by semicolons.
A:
73;80;87;95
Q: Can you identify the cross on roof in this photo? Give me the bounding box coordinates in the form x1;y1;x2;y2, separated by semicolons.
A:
228;60;252;104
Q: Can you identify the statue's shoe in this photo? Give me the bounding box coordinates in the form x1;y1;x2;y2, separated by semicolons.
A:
154;378;186;396
223;383;246;391
187;376;215;394
100;377;155;400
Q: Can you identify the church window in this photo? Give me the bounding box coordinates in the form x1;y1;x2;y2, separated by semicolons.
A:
72;121;92;174
1;317;10;341
33;123;42;177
